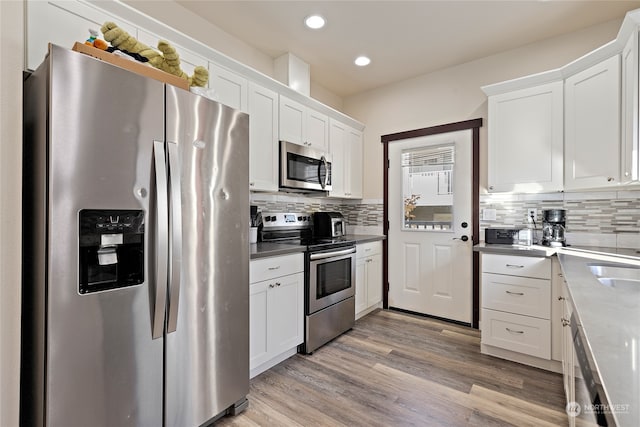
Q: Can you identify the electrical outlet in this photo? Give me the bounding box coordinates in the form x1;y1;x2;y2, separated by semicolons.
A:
527;208;537;219
482;208;496;221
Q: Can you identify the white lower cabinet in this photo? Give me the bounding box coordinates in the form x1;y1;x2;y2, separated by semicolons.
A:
355;241;383;319
481;253;557;367
551;257;564;362
481;309;550;359
561;279;575;414
249;254;304;378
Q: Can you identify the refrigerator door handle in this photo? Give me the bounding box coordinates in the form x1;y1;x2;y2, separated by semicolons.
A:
167;141;182;333
152;141;169;339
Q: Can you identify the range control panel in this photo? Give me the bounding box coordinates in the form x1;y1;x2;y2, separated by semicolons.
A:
261;212;312;230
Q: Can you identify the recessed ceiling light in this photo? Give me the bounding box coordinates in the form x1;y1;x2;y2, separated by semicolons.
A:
305;15;325;29
355;56;371;67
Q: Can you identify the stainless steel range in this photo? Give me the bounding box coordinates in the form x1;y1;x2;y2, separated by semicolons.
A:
261;212;356;354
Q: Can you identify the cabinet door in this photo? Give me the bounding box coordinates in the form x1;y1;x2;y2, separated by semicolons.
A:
268;272;304;355
561;284;576;424
306;109;329;151
249;82;279;192
137;29;208;88
487;81;563;193
279;95;305;145
329;119;347;197
249;280;269;369
26;0;136;71
209;63;248;112
347;128;364;199
366;254;383;307
551;258;564;362
621;31;639;183
565;55;621;190
355;257;368;315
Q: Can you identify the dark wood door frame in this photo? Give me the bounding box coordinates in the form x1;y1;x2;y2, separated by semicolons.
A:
381;118;483;329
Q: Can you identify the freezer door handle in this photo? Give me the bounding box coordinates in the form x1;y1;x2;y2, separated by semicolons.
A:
152;141;169;339
167;141;182;333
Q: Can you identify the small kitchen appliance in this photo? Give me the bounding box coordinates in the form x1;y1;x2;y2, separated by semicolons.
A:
485;228;523;245
260;212;356;354
541;209;566;247
313;211;346;238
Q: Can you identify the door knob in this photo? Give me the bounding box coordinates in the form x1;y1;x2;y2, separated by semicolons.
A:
452;235;469;242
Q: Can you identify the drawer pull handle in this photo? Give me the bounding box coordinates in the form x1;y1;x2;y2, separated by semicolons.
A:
505;291;524;296
562;318;570;327
558;296;565;301
275;282;281;287
505;264;524;269
268;266;281;271
506;328;524;334
269;284;275;288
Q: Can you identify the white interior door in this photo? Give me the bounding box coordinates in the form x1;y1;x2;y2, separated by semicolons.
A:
388;129;472;323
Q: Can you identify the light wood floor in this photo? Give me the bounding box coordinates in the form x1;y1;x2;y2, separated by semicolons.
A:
218;309;567;426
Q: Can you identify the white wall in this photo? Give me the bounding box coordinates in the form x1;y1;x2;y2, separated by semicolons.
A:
0;1;24;425
343;19;622;199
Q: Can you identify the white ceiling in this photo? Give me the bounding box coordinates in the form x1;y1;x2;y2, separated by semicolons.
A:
176;1;640;98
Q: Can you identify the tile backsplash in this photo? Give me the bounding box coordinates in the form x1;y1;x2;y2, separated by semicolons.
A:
250;193;384;234
252;189;640;248
480;190;640;249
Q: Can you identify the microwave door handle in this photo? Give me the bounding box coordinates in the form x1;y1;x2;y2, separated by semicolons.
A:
166;141;182;334
152;141;169;340
320;155;328;189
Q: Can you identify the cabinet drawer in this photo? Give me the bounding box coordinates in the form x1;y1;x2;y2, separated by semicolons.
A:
482;254;550;279
250;253;304;283
357;241;382;258
482;273;551;319
481;309;551;359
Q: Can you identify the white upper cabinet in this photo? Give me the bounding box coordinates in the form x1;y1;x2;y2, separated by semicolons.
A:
329;120;363;199
248;82;279;192
622;31;639;183
347;127;364;199
487;82;564;193
208;63;248;112
26;0;137;70
564;54;621;190
279;95;328;152
329;120;347;197
136;29;209;87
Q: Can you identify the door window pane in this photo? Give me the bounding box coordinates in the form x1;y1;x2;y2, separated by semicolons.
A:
401;144;454;231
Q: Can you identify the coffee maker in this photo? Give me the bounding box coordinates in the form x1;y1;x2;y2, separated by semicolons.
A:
542;209;566;247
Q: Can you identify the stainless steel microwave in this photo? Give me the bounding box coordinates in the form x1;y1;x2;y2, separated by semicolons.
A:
279;141;332;192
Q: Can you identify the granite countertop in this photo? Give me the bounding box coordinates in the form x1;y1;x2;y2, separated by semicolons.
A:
477;242;640;425
557;249;640;427
250;234;385;260
473;242;557;257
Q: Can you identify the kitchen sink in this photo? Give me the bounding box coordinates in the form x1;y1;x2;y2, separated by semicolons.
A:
588;263;640;288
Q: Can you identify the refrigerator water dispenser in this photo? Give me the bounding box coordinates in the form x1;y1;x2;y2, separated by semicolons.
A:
79;209;145;294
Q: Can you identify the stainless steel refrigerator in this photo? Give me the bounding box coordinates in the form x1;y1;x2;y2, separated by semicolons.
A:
21;44;250;427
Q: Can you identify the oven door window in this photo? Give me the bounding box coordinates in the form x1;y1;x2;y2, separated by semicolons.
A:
316;257;352;298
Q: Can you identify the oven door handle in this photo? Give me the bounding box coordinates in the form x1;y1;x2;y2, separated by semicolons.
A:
309;247;356;260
